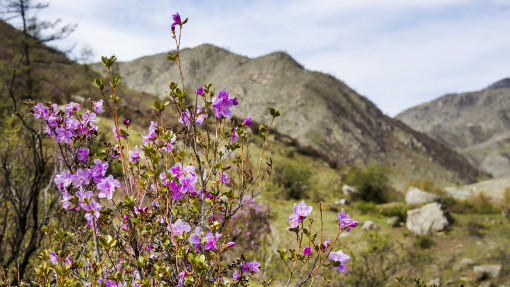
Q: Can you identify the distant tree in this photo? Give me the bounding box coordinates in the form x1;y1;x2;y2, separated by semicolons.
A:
0;0;75;282
345;165;391;203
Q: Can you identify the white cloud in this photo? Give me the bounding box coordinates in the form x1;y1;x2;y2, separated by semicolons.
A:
28;0;510;116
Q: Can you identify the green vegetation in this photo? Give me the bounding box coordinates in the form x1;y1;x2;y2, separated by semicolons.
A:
345;165;393;203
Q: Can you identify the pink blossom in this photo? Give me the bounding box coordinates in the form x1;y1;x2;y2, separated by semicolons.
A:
97;175;120;200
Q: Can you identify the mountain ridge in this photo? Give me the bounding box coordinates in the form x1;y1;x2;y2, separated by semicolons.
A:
396;78;510;177
92;44;485;184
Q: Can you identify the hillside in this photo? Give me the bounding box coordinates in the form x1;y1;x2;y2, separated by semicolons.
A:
0;20;157;128
92;44;485;184
396;78;510;177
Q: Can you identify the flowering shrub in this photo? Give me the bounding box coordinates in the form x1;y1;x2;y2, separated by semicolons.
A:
16;13;359;287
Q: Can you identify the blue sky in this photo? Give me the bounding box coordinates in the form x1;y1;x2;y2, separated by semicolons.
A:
27;0;510;116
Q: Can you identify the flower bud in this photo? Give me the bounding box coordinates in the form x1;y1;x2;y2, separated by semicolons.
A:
225;242;236;248
243;116;252;126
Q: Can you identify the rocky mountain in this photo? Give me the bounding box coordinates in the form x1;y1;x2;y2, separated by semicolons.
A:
92;44;484;184
396;79;510;177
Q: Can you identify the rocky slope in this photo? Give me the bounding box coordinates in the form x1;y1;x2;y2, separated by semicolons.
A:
396;79;510;177
92;44;484;184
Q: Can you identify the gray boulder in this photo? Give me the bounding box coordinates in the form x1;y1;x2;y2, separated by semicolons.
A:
405;186;441;204
386;216;400;226
342;185;358;195
473;264;502;281
453;258;475;272
361;220;380;231
406;203;454;235
334;198;350;205
503;208;510;219
427;277;441;286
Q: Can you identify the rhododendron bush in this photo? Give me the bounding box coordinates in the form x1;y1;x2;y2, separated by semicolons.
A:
19;13;358;287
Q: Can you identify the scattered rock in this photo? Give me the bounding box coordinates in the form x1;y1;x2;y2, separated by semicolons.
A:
342;185;358;195
405;186;441;204
459;277;470;282
453;258;475;272
480;282;494;287
334;198;350;205
70;94;86;103
427;277;441;286
473;264;502;281
406;203;454;235
361;220;380;231
503;208;510;219
386;216;400;226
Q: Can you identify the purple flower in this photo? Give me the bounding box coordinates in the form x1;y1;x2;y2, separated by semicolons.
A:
97;175;120;200
129;146;141;162
169;219;191;237
161;133;177;153
303;246;312;256
294;201;313;222
195;85;203;95
172;13;181;25
329;250;350;273
195;106;206;124
322;239;331;251
231;127;239;142
286;213;299;230
243;116;252;126
171;12;181;32
231;97;238;105
112;127;126;140
211;88;234;118
65;102;80;116
72;169;90;187
94;100;105;113
33;103;49;119
142;121;157;143
232;269;240;280
204;232;222;250
218;171;230;185
61;191;72;209
179;174;197;194
76;189;93;203
90;159;108;183
179;106;206;126
105;280;117;287
123;118;130;126
77;147;89;162
189;227;203;252
49;250;58;264
55;171;73;191
337;208;355;232
55;128;73;144
225;242;235;249
81;110;96;125
241;260;261;273
82;199;101;228
64;256;75;265
349;220;359;228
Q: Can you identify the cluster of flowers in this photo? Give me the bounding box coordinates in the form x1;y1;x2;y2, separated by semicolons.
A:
287;201;358;274
30;81;264;285
32;100;103;144
33;101;121;229
27;12;356;286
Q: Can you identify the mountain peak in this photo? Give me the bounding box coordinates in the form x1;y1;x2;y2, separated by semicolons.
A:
488;78;510;90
